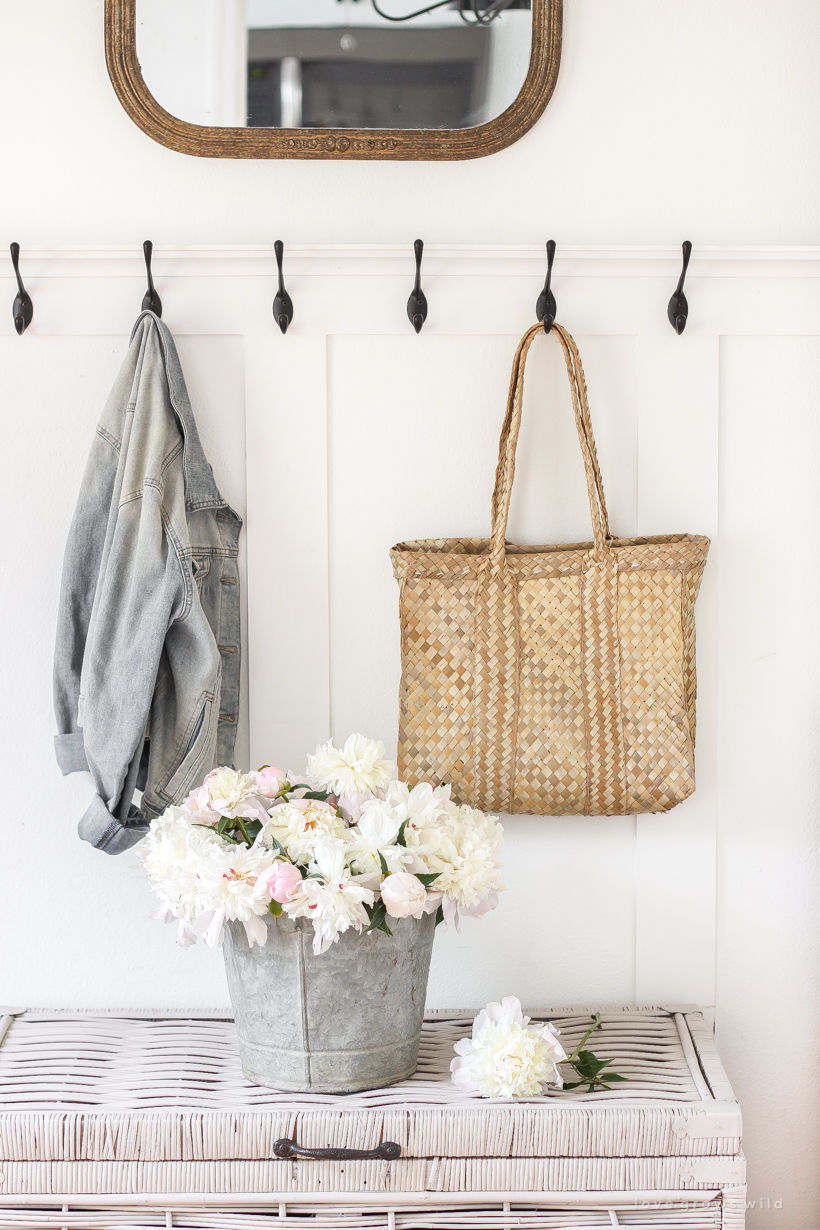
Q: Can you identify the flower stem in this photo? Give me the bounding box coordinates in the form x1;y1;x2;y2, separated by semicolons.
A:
235;817;251;844
566;1013;602;1063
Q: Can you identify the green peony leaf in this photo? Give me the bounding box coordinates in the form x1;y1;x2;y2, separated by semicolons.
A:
365;900;393;936
243;819;263;844
574;1050;609;1078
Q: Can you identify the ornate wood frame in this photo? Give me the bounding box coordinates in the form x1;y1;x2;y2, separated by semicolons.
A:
105;0;562;161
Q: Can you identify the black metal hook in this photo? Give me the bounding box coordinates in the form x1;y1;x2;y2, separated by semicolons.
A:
535;240;557;333
10;244;33;336
667;241;692;335
141;241;162;317
273;240;294;334
407;239;428;334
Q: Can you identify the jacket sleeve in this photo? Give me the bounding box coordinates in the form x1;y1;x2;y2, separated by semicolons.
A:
76;482;189;855
53;428;119;777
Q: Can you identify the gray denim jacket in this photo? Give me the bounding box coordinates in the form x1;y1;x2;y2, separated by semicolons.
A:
53;312;242;854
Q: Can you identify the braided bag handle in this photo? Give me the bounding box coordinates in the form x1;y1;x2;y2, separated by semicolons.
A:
489;323;612;565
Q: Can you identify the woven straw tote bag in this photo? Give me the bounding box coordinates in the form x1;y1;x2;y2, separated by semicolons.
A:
391;323;709;816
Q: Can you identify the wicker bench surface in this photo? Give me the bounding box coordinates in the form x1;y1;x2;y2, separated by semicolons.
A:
0;1009;724;1111
0;1008;744;1200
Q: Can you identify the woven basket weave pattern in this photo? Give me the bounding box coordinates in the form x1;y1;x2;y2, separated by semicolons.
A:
392;324;709;815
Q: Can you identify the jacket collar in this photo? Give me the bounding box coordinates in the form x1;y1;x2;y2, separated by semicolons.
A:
130;311;226;512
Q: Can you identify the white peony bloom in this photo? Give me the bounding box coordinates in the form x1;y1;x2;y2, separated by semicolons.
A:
450;997;567;1098
141;805;195;883
415;802;504;926
345;800;412;877
306;734;395;797
195;766;268;822
141;807;218;925
193;839;276;948
284;838;375;955
380;872;427;919
384;780;448;836
264;800;348;867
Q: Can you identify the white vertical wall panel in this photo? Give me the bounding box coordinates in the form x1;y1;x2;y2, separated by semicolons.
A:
718;336;820;1224
426;814;636;1010
634;336;719;1006
245;332;330;772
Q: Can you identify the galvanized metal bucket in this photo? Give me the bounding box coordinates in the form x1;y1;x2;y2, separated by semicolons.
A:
223;910;437;1093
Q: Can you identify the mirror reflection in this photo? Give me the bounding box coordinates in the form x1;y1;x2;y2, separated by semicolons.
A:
136;0;533;131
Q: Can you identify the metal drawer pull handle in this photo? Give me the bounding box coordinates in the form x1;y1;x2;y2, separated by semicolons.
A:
274;1137;401;1161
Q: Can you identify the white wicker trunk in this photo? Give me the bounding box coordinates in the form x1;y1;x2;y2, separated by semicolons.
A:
0;1007;744;1230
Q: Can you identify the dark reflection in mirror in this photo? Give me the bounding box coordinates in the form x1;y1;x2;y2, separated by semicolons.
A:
247;29;489;130
137;0;533;131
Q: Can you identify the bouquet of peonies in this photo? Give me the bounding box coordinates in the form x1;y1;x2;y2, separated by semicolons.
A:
140;734;504;956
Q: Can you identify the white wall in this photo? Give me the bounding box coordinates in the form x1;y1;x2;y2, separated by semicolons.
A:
1;4;819;1228
2;1;819;245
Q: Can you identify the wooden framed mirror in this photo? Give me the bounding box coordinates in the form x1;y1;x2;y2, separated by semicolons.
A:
105;0;562;161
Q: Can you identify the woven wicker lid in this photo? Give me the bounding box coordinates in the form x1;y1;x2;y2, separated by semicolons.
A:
0;1009;739;1165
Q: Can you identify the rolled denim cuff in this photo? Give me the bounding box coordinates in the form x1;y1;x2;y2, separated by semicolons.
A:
55;732;89;775
78;794;148;855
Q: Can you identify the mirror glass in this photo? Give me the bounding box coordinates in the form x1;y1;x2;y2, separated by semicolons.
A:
136;0;533;131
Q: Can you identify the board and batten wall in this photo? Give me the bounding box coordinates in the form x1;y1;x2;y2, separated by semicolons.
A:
3;245;819;1226
2;2;820;1227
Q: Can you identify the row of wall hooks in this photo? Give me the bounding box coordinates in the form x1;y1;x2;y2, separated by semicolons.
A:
8;240;695;337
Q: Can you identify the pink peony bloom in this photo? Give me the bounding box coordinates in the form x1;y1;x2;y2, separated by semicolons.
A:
337;789;381;822
255;860;304;904
181;789;221;827
380;872;427;920
255;766;287;798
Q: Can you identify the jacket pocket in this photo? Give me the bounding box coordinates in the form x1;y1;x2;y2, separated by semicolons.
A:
158;691;218;805
184;703;207;760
